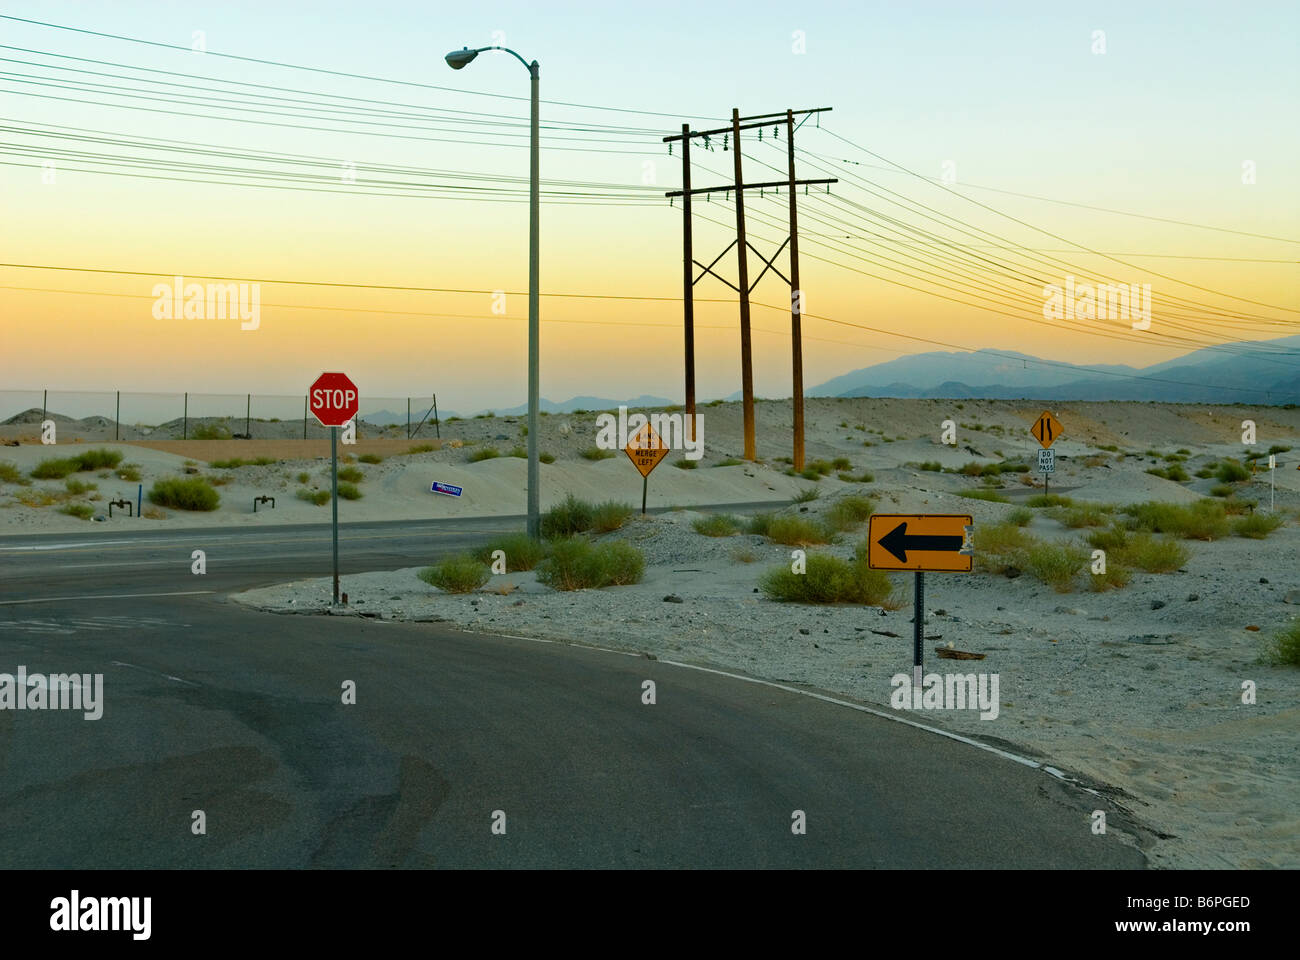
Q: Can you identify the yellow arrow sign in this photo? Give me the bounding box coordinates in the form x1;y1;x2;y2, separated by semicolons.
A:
867;514;973;572
1030;410;1063;449
624;422;669;478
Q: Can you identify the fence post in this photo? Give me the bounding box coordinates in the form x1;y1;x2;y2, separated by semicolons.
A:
407;398;411;439
246;394;250;438
41;389;46;425
303;395;308;439
183;392;188;440
433;394;440;438
115;391;120;441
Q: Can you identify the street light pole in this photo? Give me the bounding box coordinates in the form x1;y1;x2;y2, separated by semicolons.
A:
447;45;542;538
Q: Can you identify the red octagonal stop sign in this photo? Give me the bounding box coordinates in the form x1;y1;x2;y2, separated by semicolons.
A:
309;371;359;427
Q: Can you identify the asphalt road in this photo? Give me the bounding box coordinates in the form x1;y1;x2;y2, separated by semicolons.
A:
0;513;1146;868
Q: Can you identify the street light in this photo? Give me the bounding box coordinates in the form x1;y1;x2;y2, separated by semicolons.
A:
445;44;542;539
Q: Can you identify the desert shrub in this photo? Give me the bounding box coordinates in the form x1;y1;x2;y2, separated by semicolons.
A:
539;452;556;464
959;489;1009;503
1214;459;1250;483
674;459;698;469
1124;500;1228;540
296;472;310;484
1086;523;1131;553
1194;468;1215;479
0;461;31;485
190;424;231;440
1056;503;1113;528
831;457;852;471
824;495;875;533
407;443;437;454
1221;497;1256;516
297;488;330;506
336;466;364;483
731;545;758;563
1120;532;1189;573
760;553;898;606
1023;542;1090;592
72;449;122;470
912;461;943;472
358;453;383;464
502;446;526;459
805;459;834;477
1088;560;1132;592
1267;444;1292;455
1261;620;1300;667
149;477;220;511
206;474;232;487
141;505;167;519
713;458;743;467
536;538;644;590
418;554;490;593
692;514;740;537
1025;494;1073;508
540;493;595;539
336;482;363;500
64;478;97;495
579;446;616;461
1232;513;1284;539
975;523;1032;573
1007;507;1033;527
1147;464;1190;481
792;487;820;504
58;503;94;520
1209;484;1234;497
763;514;831;546
468;447;500;462
474;532;548;571
591;500;634;533
799;467;823;481
747;513;774;537
30;457;79;479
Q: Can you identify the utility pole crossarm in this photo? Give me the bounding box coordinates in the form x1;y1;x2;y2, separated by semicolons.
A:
663;106;832;142
665;177;836;198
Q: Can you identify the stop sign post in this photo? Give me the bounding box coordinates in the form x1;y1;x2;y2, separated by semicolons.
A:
309;372;359;604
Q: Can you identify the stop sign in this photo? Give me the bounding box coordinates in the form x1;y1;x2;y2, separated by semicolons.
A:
309;372;359;427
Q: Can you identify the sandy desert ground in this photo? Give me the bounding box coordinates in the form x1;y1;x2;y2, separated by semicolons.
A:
5;397;1299;868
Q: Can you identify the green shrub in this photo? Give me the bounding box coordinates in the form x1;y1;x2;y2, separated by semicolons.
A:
358;453;383;464
336;466;364;483
713;457;743;467
1232;513;1284;539
1023;542;1090;593
591;500;634;533
792;487;820;503
297;488;330;506
536;538;645;590
1088;561;1132;592
831;457;852;471
692;514;741;537
1215;459;1250;483
759;553;898;606
474;532;548;571
1194;468;1215;479
64;478;97;495
1056;503;1113;528
418;554;490;593
58;503;94;520
407;443;436;454
1085;523;1131;553
975;523;1031;573
959;489;1009;503
1025;494;1073;508
1007;507;1033;527
468;447;500;462
840;471;873;483
336;482;363;500
805;460;834;477
149;476;220;511
74;449;123;470
0;460;32;485
579;446;616;461
296;472;310;484
114;462;141;482
799;467;823;481
539;452;556;464
747;513;774;537
1124;500;1229;540
764;514;830;546
1261;620;1300;667
913;461;943;472
674;458;698;469
504;446;527;459
30;457;79;479
1267;444;1292;455
1209;483;1234;497
190;424;230;440
824;495;875;533
1120;532;1189;573
540;493;595;539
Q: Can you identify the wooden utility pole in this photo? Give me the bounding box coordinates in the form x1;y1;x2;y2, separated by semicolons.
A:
664;106;833;464
679;123;695;441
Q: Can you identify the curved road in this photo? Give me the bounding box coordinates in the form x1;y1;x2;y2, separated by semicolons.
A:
0;514;1147;868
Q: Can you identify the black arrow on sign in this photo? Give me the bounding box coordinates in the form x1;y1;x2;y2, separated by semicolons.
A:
878;522;964;563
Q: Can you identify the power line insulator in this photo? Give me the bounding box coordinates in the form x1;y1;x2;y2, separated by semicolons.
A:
723;134;728;151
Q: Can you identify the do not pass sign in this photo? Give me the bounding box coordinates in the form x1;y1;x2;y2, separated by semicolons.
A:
309;372;359;427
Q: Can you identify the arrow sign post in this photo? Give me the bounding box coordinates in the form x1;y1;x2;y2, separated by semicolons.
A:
867;514;974;687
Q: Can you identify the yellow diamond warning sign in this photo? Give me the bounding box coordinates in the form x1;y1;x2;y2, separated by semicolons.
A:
1030;410;1063;449
625;422;669;478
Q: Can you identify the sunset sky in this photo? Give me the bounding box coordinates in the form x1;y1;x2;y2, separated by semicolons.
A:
2;0;1297;414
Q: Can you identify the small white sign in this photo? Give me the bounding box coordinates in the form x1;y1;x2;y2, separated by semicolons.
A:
1269;454;1276;470
1037;448;1055;473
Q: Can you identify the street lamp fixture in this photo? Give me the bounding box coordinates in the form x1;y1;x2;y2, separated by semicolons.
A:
445;44;542;539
